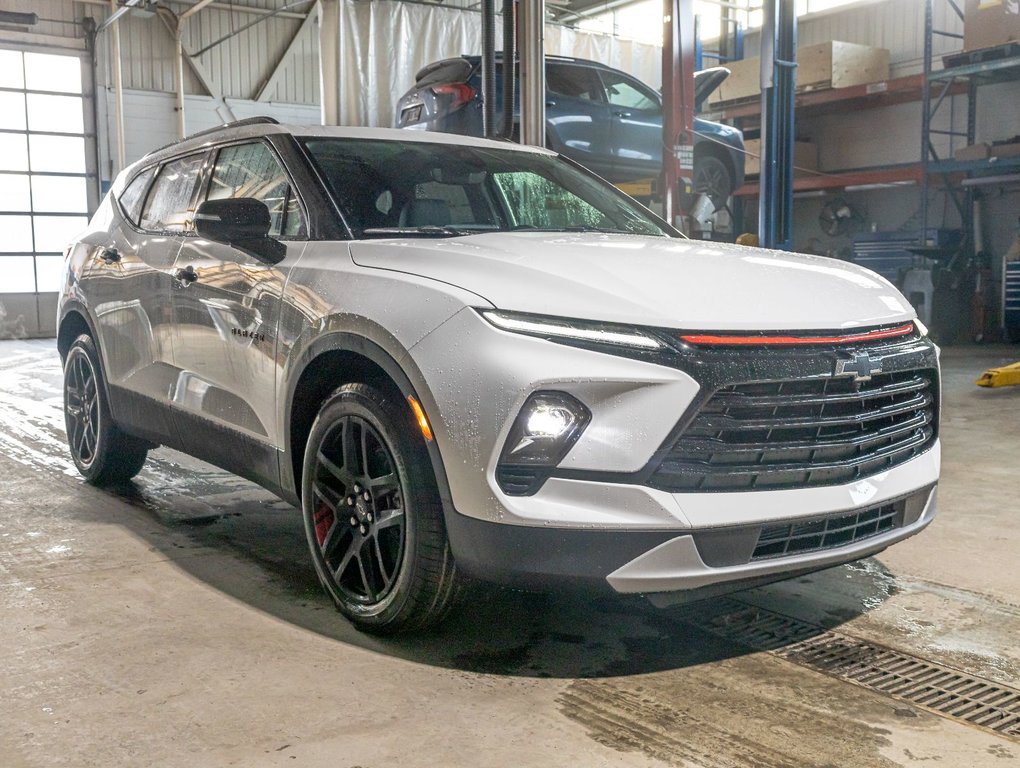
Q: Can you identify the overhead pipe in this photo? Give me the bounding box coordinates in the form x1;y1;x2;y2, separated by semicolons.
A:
501;0;516;139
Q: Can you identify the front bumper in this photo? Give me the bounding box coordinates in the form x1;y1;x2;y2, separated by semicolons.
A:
446;483;937;598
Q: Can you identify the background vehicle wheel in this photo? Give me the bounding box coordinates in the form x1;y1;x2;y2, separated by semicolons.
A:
691;154;734;210
63;334;149;484
301;383;461;634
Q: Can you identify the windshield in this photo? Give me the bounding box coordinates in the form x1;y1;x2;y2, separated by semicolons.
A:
300;138;675;239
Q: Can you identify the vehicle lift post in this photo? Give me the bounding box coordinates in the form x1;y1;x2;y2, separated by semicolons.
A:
758;0;797;250
661;0;696;231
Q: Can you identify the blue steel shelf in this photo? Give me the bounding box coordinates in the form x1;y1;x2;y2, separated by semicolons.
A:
928;156;1020;174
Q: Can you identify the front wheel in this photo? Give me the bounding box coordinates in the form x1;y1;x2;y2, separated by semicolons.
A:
63;334;149;484
691;154;734;210
301;383;462;634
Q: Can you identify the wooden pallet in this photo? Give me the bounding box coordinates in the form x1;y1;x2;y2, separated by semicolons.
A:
943;41;1020;70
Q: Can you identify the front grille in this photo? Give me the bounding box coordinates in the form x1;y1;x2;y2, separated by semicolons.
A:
650;369;938;492
752;502;901;560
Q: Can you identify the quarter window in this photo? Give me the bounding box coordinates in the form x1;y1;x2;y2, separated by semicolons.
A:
206;142;304;238
118;166;155;227
139;154;205;233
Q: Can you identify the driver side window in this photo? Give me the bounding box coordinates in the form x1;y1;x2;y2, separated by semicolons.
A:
206;142;305;238
601;72;660;112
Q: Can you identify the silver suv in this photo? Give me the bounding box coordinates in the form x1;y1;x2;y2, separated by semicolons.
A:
58;118;941;634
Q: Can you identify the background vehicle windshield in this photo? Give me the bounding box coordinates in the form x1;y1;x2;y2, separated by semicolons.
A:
301;138;674;239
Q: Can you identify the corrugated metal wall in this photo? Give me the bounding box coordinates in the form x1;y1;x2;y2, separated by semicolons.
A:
109;2;319;103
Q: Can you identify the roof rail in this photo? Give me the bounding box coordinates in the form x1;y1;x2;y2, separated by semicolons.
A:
145;116;281;158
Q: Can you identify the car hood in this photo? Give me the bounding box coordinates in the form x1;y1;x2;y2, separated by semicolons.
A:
349;232;915;331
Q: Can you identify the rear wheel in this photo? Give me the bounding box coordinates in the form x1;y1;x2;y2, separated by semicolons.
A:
63;334;148;484
301;383;461;634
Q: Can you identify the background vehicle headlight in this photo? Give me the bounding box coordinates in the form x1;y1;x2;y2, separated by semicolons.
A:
496;391;591;495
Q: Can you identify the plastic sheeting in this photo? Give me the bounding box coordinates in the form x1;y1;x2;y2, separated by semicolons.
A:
320;0;662;128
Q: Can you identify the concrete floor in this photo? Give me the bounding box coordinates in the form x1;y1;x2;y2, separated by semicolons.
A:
0;339;1018;767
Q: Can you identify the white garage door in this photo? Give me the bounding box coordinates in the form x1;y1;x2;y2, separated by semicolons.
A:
0;48;93;337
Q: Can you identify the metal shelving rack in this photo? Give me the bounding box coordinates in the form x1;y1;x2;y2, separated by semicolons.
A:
920;0;1020;245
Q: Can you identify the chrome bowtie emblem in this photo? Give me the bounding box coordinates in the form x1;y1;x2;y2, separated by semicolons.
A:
835;352;882;382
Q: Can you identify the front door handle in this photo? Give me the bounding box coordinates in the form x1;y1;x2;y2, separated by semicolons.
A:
100;248;121;264
612;110;632;118
174;265;198;286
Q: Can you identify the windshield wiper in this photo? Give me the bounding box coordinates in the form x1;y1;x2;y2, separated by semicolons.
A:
361;225;475;238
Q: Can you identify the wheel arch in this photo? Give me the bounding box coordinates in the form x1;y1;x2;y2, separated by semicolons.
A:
283;333;454;515
56;303;98;363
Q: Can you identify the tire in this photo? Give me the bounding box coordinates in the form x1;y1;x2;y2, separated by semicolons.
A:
63;334;149;484
686;154;734;211
301;383;461;634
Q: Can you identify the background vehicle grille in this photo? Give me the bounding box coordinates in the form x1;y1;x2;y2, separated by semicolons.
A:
649;369;938;492
752;502;900;560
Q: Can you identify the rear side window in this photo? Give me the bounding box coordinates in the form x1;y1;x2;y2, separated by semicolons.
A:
205;142;304;238
139;153;205;233
118;166;155;226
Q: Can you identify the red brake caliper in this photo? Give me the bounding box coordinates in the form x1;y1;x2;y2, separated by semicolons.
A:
314;502;334;547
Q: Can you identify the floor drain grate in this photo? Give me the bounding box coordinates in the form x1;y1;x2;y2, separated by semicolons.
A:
689;599;1020;739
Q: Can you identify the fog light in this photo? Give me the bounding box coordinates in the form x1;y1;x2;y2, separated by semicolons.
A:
496;392;591;495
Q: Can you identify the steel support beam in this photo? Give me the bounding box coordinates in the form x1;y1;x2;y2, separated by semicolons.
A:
519;0;545;147
758;0;796;250
318;0;344;125
108;0;126;172
661;0;695;230
156;8;236;138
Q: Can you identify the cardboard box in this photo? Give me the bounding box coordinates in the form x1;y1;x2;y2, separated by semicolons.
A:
744;138;820;177
991;142;1020;159
955;143;992;160
709;41;890;104
964;0;1020;52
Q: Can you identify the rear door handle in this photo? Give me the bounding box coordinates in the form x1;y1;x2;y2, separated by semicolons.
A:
174;265;198;286
546;100;557;107
612;110;632;118
100;248;121;264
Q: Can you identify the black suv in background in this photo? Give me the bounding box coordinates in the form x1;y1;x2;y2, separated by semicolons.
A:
395;56;745;204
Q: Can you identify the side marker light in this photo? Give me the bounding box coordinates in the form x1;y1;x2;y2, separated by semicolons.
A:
407;395;434;442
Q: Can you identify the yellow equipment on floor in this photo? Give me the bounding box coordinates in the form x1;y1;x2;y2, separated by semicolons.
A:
975;361;1020;388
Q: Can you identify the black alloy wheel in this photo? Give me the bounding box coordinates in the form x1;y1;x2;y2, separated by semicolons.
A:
311;414;406;606
301;383;462;634
65;344;100;470
62;334;149;484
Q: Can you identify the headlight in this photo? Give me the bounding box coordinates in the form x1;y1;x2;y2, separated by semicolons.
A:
496;391;591;495
480;309;663;350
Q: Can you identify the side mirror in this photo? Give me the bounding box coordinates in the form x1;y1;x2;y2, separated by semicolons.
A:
194;198;285;264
